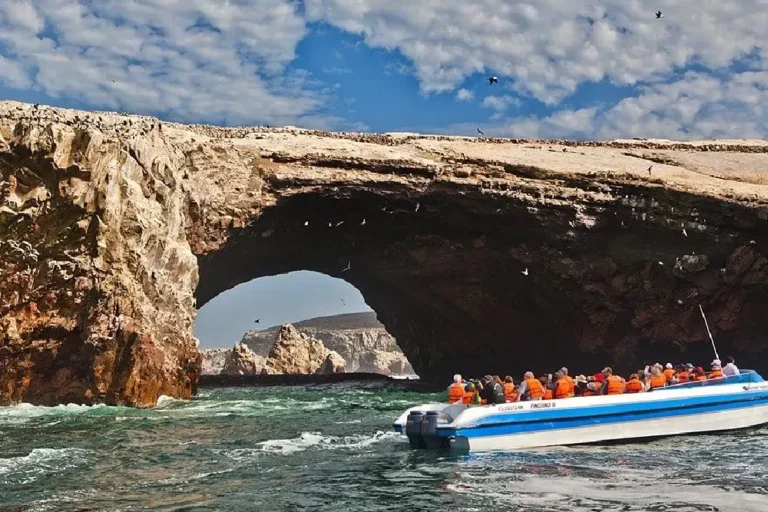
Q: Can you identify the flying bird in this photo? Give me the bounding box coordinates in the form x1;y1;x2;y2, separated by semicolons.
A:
254;319;260;324
682;228;688;237
342;260;351;273
655;10;663;19
521;268;529;276
304;221;309;226
335;220;345;227
477;127;485;136
360;218;366;226
340;299;346;306
488;76;498;85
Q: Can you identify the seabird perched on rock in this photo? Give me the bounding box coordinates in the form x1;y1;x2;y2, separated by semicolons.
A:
415;202;420;212
648;164;653;175
342;260;351;273
335;220;345;227
521;268;529;276
360;218;366;226
656;10;663;19
682;228;688;237
477;127;485;136
488;76;498;85
304;221;309;226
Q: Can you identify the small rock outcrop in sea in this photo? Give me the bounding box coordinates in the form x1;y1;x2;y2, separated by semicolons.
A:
221;343;264;376
3;100;768;407
359;350;411;376
201;349;229;375
316;351;347;374
263;324;332;375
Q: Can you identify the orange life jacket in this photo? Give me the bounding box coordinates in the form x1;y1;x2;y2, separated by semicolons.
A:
677;371;689;383
709;369;724;379
462;390;477;404
606;375;625;395
582;388;596;397
448;383;465;403
663;369;676;381
649;374;667;389
625;378;644;393
692;374;707;382
565;375;576;397
524;377;544;400
554;378;571;399
503;382;518;402
543;388;553;400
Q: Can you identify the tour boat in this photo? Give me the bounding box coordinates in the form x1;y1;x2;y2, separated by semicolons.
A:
393;371;768;452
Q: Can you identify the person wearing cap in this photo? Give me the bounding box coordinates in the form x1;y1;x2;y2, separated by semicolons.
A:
723;356;740;377
598;367;625;395
517;371;545;401
709;361;725;379
691;367;707;382
574;375;588;396
663;363;676;382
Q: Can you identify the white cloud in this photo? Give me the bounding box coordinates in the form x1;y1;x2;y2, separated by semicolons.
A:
0;0;344;127
305;0;768;105
482;95;520;112
455;88;473;101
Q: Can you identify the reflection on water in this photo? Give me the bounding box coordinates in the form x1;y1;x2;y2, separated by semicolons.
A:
1;387;766;511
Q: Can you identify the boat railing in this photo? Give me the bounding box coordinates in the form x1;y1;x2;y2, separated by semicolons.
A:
661;370;763;390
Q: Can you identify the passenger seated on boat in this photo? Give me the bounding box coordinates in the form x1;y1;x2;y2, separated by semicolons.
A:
560;367;576;397
597;367;625;395
723;356;740;376
554;371;572;399
503;376;518;402
709;361;725;379
624;373;645;393
676;364;690;383
691;366;707;381
648;366;667;389
479;375;507;405
573;375;588;396
516;372;545;401
540;375;554;400
663;363;676;382
582;376;599;396
462;382;481;404
448;374;466;403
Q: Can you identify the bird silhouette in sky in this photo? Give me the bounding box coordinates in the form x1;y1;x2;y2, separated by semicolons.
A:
488;76;498;85
656;10;663;19
477;127;485;136
254;319;260;324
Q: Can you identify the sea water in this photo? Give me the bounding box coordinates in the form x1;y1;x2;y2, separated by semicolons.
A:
1;386;766;511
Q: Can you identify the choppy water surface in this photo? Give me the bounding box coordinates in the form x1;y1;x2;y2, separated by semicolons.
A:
1;386;766;511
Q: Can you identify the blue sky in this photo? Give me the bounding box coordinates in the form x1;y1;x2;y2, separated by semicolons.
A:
195;271;371;348
2;1;767;346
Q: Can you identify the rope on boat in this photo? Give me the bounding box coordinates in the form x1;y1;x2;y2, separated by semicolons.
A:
698;304;720;362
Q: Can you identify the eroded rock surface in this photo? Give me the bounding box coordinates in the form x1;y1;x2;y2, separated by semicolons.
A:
263;324;330;375
201;348;228;375
316;351;347;375
220;343;263;376
2;100;768;406
241;312;414;375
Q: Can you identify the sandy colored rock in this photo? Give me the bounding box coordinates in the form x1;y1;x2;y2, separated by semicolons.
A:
201;349;229;375
2;100;768;406
359;350;412;376
221;343;264;376
263;324;330;375
316;351;347;375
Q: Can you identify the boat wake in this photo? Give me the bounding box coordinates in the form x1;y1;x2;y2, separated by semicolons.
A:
227;430;401;458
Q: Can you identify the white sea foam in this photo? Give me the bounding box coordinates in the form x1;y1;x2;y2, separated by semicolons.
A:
226;430;400;458
0;448;89;484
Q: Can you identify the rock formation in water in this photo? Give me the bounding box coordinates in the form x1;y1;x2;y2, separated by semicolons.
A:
2;100;768;406
220;343;264;376
316;351;347;374
241;312;414;375
201;348;229;375
262;324;343;375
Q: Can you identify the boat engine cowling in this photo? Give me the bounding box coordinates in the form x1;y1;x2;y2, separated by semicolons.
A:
405;411;426;449
421;411;453;449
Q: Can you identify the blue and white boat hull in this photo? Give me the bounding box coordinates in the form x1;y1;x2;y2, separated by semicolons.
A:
393;372;768;452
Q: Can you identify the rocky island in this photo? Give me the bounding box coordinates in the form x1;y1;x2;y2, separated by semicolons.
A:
2;100;768;407
202;312;414;376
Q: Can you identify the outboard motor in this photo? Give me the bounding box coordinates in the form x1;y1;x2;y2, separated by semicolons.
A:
421;411;453;449
405;411;426;449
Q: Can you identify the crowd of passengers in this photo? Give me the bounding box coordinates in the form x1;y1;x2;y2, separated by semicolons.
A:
447;356;741;405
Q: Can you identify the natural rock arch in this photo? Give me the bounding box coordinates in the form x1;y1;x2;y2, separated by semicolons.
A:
2;101;768;407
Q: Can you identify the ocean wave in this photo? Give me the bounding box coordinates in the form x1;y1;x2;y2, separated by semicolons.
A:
226;430;400;458
0;448;89;484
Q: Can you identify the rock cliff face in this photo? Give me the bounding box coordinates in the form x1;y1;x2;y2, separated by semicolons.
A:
221;343;264;376
241;312;414;375
262;324;343;375
201;348;229;375
2;100;768;406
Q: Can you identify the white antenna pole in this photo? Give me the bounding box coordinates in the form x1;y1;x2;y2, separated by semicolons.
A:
698;304;720;361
